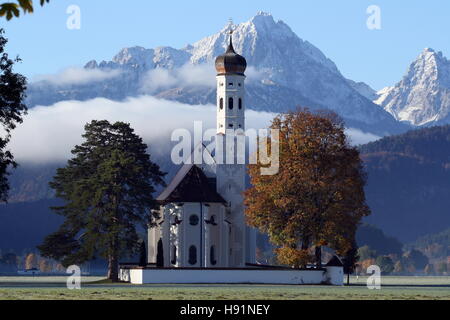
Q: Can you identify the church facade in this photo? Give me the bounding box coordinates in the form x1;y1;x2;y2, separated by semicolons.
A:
147;32;257;268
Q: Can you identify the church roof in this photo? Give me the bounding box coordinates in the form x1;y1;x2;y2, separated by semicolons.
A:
157;164;226;204
325;255;344;267
215;34;247;76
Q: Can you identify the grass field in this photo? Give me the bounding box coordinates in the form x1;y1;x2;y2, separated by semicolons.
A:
0;276;448;300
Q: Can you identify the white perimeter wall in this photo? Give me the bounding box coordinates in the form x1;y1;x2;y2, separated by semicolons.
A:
119;267;343;286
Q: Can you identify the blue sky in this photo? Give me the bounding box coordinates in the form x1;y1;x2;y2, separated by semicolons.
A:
1;0;449;90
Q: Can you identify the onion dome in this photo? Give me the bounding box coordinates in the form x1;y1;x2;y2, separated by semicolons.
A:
215;33;247;76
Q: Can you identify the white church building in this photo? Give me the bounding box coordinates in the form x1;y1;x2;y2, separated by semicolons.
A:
147;31;255;269
119;30;343;285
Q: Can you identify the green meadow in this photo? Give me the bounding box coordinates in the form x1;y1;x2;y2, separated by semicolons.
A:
0;276;448;300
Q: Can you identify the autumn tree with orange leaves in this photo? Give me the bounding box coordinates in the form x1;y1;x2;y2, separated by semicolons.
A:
244;108;370;268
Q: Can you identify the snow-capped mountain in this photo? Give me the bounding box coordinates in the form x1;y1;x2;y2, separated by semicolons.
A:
375;48;450;126
346;79;378;101
27;12;405;135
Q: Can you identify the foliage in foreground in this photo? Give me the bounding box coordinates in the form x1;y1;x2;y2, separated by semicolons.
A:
38;120;165;281
245;108;370;268
0;0;49;20
0;29;27;202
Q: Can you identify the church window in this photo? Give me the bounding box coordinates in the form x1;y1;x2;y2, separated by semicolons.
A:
156;239;164;267
229;123;233;128
210;246;217;266
171;245;177;265
219;98;223;110
238;98;242;110
189;214;199;226
229;82;234;86
189;246;197;265
229;97;234;110
238;83;242;87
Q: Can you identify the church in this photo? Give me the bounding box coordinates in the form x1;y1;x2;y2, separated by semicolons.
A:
119;29;343;285
147;31;257;268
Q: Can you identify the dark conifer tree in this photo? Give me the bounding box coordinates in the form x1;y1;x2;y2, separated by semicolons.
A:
38;120;165;281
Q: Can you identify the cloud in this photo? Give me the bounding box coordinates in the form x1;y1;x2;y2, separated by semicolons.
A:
32;67;122;86
246;66;267;83
8;96;380;164
140;63;267;93
8;96;273;164
30;63;267;92
140;64;216;93
345;127;381;145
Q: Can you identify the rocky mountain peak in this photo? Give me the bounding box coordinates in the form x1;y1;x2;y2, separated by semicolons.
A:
27;12;404;135
375;48;450;126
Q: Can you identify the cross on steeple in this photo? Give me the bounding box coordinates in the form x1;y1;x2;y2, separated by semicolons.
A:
227;18;235;35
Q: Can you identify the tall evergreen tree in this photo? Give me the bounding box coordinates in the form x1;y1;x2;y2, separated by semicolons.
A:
0;29;27;202
38;120;165;281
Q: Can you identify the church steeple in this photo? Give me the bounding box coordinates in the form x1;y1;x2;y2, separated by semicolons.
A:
226;29;236;53
215;22;246;134
215;26;247;76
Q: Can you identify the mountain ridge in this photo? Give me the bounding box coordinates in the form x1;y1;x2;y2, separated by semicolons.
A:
26;12;406;136
360;124;450;241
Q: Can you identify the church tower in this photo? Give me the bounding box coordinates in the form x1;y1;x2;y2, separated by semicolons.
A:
148;25;255;270
215;29;247;134
214;28;256;267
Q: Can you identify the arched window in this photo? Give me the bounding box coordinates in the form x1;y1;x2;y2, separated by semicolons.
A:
239;98;242;110
171;245;177;265
219;98;223;110
188;246;197;265
210;246;217;266
228;97;234;110
156;238;164;267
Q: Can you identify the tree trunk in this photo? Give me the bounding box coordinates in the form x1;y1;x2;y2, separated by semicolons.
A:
301;235;310;250
108;233;120;282
315;245;322;268
108;253;119;282
108;192;120;282
347;273;350;286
